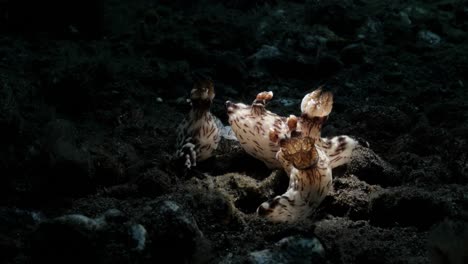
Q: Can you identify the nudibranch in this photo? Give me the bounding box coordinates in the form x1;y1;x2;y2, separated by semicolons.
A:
257;135;332;223
226;88;357;170
226;91;289;169
175;77;221;168
226;87;359;222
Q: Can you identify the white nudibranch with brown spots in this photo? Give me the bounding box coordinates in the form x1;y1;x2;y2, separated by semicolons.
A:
226;91;289;169
175;78;231;169
227;87;359;222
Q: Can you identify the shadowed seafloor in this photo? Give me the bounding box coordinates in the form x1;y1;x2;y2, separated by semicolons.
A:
0;0;467;263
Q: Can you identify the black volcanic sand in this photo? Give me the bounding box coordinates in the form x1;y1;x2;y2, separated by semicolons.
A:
1;0;468;263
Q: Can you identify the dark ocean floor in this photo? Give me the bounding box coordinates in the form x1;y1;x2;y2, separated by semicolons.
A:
1;0;468;263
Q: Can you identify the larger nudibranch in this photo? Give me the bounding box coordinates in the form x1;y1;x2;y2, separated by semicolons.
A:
175;78;221;168
257;135;332;223
226;88;357;170
226;91;289;169
256;89;359;223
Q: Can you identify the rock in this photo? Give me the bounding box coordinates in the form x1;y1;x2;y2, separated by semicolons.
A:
91;141;141;187
0;207;43;229
324;175;382;219
382;71;404;83
0;83;23;145
32;214;102;264
247;45;282;78
444;26;466;43
340;43;366;65
298;34;323;53
187;184;236;226
129;224;147;252
31;209;144;264
91;146;125;186
102;208;127;223
417;30;442;47
248;45;319;79
211;138;250;174
305;0;365;35
249;236;326;264
212;51;247;83
369;187;452;230
0;207;43;262
314;217;427;263
351;105;411;135
136;167;175;196
356;18;383;44
382;12;413;44
4;0;104;38
0;233;18;262
346;144;401;186
316;54;343;77
219;0;277;10
406;156;450;184
43;119;78;144
404;6;432;25
31;119;93;196
424;102;467;128
428;219;468;264
139;200;211;263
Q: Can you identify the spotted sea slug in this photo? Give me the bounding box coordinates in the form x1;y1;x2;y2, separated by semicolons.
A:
226;87;359;222
226;88;357;170
175;78;221;168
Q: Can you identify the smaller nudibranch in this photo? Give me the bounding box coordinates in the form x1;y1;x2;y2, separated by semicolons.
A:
226;91;288;169
257;135;332;223
175;77;221;168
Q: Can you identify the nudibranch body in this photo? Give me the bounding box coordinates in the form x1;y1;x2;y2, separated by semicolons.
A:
257;136;332;223
175;78;221;168
226;91;288;169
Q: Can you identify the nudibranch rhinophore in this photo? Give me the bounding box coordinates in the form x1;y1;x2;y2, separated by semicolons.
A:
175;77;221;168
257;135;332;223
226;87;359;222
